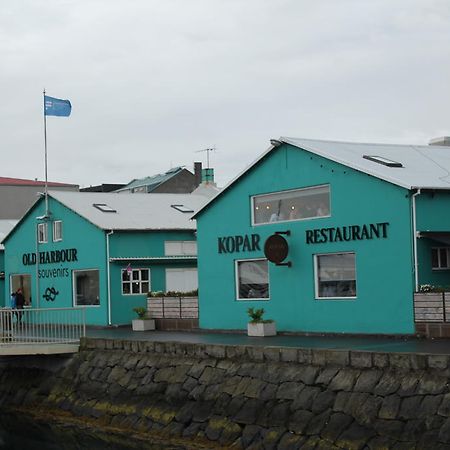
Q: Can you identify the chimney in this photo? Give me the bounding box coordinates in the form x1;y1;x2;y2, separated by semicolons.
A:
194;162;202;187
202;168;215;184
429;137;450;146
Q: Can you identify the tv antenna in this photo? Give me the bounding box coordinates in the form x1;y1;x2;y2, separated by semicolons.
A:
195;147;216;169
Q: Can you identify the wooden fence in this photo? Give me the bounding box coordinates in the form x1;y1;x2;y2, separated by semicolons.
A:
147;296;198;319
414;292;450;322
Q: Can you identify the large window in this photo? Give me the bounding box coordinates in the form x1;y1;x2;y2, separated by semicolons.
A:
37;223;48;243
315;252;357;299
432;247;450;270
165;241;197;256
252;185;330;225
73;269;99;306
53;221;62;242
122;268;150;295
166;268;198;292
236;259;269;300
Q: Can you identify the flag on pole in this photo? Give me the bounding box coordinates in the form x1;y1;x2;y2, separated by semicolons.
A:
44;95;72;117
126;263;132;279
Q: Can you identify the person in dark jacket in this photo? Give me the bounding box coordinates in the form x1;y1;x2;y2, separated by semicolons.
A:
15;288;25;323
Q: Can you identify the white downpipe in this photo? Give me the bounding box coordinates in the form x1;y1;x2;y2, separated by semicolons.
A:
412;189;421;291
106;230;114;326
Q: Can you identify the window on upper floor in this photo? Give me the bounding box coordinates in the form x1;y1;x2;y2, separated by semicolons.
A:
164;241;197;256
432;247;450;270
53;220;62;242
37;223;48;243
252;185;330;225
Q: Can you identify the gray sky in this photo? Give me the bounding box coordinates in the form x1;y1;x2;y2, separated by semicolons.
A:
1;0;450;188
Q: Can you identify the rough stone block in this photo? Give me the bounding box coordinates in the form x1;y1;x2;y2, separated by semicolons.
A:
280;348;298;363
374;372;401;396
297;348;313;364
409;354;427;370
226;345;247;360
353;369;382;393
277;432;306;450
263;347;280;362
261;427;285;449
305;409;331;435
233;398;264;425
373;353;389;368
244;378;267;399
312;349;327;366
418;373;447;395
335;421;375;450
291;385;321;410
206;345;226;359
288;409;314;434
199;366;226;385
320;412;353;443
276;381;304;400
374;419;405;441
241;424;263;448
329;369;358;392
246;346;264;362
438;393;450;417
296;366;319;385
379;394;401;420
326;350;350;367
312;390;337;414
428;354;450;370
350;351;373;369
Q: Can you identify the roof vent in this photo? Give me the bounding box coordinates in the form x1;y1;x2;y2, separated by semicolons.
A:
171;204;194;213
363;155;403;168
429;137;450;147
93;203;117;213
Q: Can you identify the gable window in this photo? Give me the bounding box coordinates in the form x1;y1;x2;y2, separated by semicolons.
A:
432;247;450;270
236;259;269;300
315;252;357;299
252;185;330;225
165;241;197;256
121;268;150;295
37;223;48;243
53;221;62;242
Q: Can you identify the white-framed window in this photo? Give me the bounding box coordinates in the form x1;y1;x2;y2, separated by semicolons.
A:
73;269;100;306
252;185;330;225
235;258;269;300
164;241;197;256
37;223;48;243
121;268;150;295
314;252;357;299
53;220;62;242
166;268;198;292
432;247;450;270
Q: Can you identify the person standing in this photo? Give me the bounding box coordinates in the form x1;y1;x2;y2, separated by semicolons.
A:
15;289;25;323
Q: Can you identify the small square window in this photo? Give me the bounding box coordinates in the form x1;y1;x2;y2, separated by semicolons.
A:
53;221;62;242
236;259;269;300
432;247;450;270
121;268;150;295
37;223;48;243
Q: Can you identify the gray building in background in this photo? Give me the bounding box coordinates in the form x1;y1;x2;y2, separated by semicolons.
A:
0;177;78;219
115;163;203;194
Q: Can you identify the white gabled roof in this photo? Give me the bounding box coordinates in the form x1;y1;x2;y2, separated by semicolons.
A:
193;136;450;219
282;137;450;190
48;191;209;231
0;220;19;249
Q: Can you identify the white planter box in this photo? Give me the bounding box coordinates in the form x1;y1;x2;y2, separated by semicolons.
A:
132;319;156;331
247;321;276;337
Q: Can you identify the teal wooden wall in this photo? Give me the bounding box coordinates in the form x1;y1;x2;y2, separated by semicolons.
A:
197;144;415;335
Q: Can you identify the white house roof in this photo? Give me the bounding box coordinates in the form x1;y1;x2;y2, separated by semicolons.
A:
282;137;450;190
0;220;19;249
48;191;209;231
193;136;450;219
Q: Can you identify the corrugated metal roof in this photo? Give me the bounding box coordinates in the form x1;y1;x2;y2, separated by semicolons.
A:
0;220;18;249
282;137;450;190
115;167;185;192
48;191;208;230
193;136;450;219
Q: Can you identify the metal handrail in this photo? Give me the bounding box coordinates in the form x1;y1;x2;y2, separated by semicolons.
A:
0;307;86;346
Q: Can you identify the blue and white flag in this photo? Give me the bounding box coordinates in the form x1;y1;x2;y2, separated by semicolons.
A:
44;95;72;117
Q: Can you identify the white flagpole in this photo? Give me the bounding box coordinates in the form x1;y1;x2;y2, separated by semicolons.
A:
43;88;49;217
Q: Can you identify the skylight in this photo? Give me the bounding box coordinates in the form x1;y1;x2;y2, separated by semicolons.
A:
93;203;117;213
171;204;194;213
363;155;403;168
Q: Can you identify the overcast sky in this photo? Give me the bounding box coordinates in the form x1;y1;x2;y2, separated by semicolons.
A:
1;0;450;188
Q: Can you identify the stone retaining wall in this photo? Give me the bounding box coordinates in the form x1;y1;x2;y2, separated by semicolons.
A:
1;338;450;449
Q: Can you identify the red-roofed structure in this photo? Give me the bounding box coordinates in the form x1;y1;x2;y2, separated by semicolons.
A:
0;177;76;188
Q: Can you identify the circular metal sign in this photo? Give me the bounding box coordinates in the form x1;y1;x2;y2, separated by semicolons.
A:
264;234;289;264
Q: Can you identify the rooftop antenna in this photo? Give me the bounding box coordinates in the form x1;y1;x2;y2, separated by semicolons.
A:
195;147;216;169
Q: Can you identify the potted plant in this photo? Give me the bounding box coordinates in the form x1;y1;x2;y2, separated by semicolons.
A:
247;307;276;337
132;307;156;331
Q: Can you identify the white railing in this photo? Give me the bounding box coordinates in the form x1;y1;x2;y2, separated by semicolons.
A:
0;307;86;346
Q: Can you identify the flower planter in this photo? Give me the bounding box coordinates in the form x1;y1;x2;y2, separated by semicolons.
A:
247;321;276;337
132;318;156;331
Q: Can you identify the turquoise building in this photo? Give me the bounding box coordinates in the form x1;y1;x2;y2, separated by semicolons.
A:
194;137;450;335
2;191;208;326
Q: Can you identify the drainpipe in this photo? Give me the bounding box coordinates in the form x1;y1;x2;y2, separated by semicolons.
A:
412;189;421;292
106;230;114;326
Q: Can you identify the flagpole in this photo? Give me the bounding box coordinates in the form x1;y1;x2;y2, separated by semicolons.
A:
43;88;49;217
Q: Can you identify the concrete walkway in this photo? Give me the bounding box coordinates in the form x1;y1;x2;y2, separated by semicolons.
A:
86;326;450;355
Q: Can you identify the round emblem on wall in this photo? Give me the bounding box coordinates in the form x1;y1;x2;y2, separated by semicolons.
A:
264;234;289;264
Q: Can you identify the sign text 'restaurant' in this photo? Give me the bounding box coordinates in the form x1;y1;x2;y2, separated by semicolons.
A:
306;222;389;244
